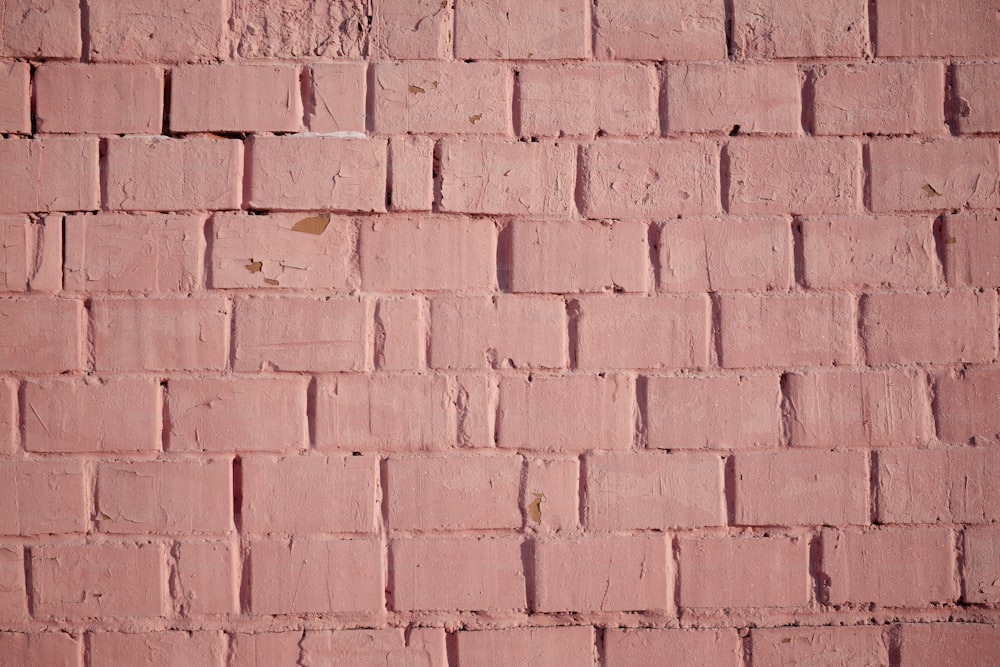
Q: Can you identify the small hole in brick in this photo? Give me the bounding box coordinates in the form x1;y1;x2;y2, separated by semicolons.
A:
729;124;741;136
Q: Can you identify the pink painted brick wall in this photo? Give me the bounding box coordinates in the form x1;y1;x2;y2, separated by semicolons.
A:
1;1;998;664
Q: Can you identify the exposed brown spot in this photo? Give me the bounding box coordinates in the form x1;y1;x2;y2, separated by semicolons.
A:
923;183;943;197
245;260;263;273
291;214;331;235
408;84;425;94
264;278;280;286
528;493;543;523
946;236;958;244
469;113;483;125
781;637;792;644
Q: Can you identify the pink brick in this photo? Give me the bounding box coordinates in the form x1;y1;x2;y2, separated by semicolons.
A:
0;0;80;58
582;141;720;219
0;633;81;667
105;137;242;212
387;454;521;530
941;211;1000;288
665;63;800;135
372;0;452;59
0;137;99;213
0;460;87;535
89;632;226;667
822;527;957;606
93;297;230;371
374;298;424;370
679;535;810;609
964;527;1000;604
210;213;357;290
497;374;633;451
726;138;862;215
455;0;588;59
32;543;165;618
250;537;382;614
429;296;566;369
171;64;301;133
457;627;593;667
876;448;1000;524
233;297;366;372
869;139;1000;212
719;293;854;368
230;633;301;667
733;450;869;526
176;541;238;615
586;451;724;529
935;369;1000;442
230;0;366;59
645;375;781;450
575;295;710;370
0;299;81;372
751;627;888;667
504;220;649;294
64;214;203;293
954;63;1000;134
801;216;938;289
535;535;671;613
248;136;386;212
308;63;367;133
659;217;792;292
0;379;13;455
785;370;933;448
0;547;26;619
605;629;741;667
242;455;377;534
860;291;997;364
373;62;511;135
168;377;307;452
899;624;1000;667
733;0;869;58
1;215;62;292
520;64;657;137
0;63;30;133
35;64;163;134
388;136;433;211
360;216;495;291
391;536;525;611
594;0;725;60
877;0;1000;57
88;0;226;62
439;139;575;216
524;457;579;531
302;628;446;666
97;460;232;534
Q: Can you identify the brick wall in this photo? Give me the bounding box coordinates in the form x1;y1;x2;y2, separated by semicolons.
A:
1;0;999;665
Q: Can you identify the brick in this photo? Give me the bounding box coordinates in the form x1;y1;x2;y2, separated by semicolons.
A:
35;64;163;134
954;63;1000;134
171;64;302;133
586;451;724;529
719;294;854;368
301;628;446;666
372;0;452;59
785;370;933;448
733;450;869;526
876;448;1000;524
0;633;81;667
594;0;725;60
733;0;868;58
575;295;711;370
801;216;938;289
869;139;1000;212
210;213;357;290
936;369;1000;442
582;141;719;219
373;62;511;135
233;296;366;372
453;374;498;448
439;139;575;216
535;535;671;613
387;454;521;531
429;296;566;369
230;0;366;59
0;460;87;535
860;291;997;365
105;137;242;212
360;216;495;291
33;543;165;618
457;627;593;667
899;624;1000;667
0;379;13;455
941;211;1000;288
97;460;233;534
308;63;367;133
0;547;26;619
1;215;63;292
0;299;81;372
168;377;307;452
822;527;957;606
176;541;238;615
89;632;226;667
520;64;657;137
524;458;579;531
455;0;588;59
0;137;99;213
65;214;203;293
964;528;1000;604
605;629;741;667
503;220;649;294
0;63;30;133
390;536;525;611
93;298;229;371
726;138;862;215
659;217;792;292
242;455;377;534
679;535;810;609
0;0;80;58
751;627;888;667
877;0;1000;57
497;374;633;451
250;538;382;615
374;298;424;370
665;63;800;135
88;0;226;61
644;375;781;450
230;633;301;667
388;136;433;211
